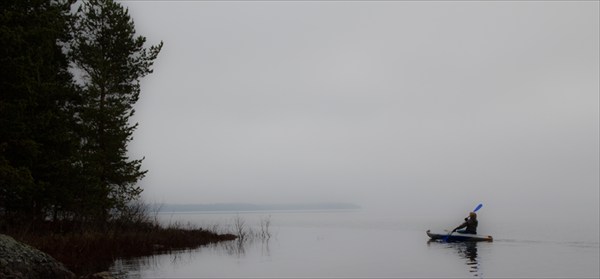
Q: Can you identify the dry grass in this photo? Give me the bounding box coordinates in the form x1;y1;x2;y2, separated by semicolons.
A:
8;221;236;275
2;203;237;276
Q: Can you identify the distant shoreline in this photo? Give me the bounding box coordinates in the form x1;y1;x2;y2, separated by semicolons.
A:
157;202;362;213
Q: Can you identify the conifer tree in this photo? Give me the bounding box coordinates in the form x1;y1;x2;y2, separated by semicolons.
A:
70;0;162;218
0;0;80;221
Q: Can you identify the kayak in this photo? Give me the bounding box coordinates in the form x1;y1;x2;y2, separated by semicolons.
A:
426;229;493;242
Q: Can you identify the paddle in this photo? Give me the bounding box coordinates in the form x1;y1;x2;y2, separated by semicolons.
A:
443;203;483;242
473;203;483;213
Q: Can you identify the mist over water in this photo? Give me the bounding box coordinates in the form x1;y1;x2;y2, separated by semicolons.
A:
111;1;599;277
123;1;599;238
110;210;599;278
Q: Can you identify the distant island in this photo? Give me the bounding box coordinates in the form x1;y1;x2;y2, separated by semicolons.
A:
158;202;361;213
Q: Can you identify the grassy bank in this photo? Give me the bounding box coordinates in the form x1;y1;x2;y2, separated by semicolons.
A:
1;214;237;276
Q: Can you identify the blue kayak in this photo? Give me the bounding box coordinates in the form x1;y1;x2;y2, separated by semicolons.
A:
427;229;493;242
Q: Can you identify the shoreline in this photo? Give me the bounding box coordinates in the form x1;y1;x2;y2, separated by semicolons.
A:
2;221;237;277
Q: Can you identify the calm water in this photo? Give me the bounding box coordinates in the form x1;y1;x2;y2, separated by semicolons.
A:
110;210;599;278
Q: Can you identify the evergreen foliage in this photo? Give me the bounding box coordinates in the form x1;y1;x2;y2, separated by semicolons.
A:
69;0;162;219
1;0;80;222
0;0;162;224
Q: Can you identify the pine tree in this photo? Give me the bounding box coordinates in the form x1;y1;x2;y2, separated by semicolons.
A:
0;0;80;222
70;0;162;219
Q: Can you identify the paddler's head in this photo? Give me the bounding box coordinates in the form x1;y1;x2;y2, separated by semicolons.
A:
469;212;477;219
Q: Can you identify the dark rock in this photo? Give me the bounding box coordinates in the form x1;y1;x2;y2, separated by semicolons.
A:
0;234;75;279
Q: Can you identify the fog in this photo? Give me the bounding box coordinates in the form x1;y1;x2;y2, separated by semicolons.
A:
122;2;598;230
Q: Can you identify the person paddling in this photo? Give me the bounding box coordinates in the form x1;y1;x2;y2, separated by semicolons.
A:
452;212;478;235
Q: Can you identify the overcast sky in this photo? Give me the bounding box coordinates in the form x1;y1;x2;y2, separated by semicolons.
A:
121;1;598;226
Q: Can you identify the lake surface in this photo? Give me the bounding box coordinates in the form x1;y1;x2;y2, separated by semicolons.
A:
110;210;599;278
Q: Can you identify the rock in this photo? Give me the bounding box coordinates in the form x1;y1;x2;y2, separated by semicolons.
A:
0;234;75;279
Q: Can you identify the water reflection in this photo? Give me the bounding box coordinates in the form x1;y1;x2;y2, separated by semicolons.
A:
109;236;271;278
110;248;203;279
428;240;481;277
456;241;480;276
220;237;272;258
222;238;247;257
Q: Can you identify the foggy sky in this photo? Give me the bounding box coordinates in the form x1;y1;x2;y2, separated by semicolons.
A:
122;2;598;227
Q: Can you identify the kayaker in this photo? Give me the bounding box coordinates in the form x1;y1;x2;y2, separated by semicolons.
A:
452;212;478;234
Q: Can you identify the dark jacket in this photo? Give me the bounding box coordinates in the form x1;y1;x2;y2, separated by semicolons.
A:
454;217;478;234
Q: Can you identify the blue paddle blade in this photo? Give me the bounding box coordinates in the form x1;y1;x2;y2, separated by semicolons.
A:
473;203;483;212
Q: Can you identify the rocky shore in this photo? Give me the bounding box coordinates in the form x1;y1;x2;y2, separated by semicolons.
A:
0;234;75;279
